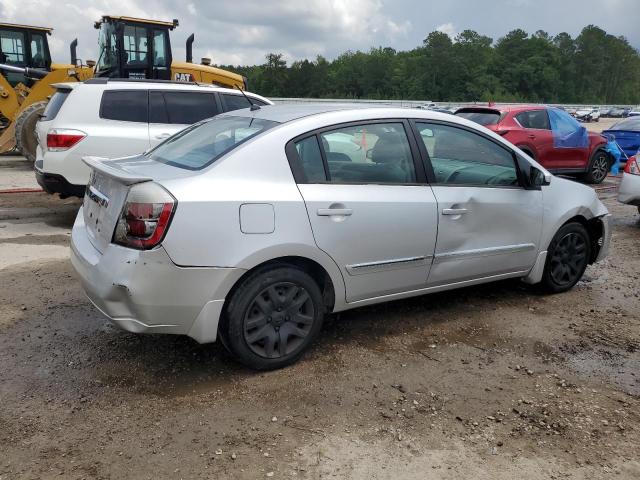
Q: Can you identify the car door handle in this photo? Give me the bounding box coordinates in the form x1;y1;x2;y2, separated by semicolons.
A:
154;133;171;140
317;208;353;216
442;208;468;215
528;134;536;139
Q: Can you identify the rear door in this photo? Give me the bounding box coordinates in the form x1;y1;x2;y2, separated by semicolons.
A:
412;121;543;286
513;109;557;167
288;120;439;303
98;90;151;156
148;91;221;147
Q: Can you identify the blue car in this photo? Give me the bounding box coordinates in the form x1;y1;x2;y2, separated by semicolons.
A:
602;117;640;159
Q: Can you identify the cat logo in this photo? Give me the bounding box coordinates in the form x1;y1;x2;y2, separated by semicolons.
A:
174;72;193;82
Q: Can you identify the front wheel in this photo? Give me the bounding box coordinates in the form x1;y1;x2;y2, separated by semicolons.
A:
539;222;591;293
223;266;324;370
582;149;610;184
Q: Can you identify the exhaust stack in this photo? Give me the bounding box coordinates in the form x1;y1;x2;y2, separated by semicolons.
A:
186;34;194;63
70;39;78;65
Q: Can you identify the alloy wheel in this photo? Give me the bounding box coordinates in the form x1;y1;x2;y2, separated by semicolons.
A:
591;154;609;182
243;282;315;359
549;232;588;287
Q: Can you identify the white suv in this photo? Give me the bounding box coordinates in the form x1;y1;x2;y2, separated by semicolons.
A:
34;79;271;197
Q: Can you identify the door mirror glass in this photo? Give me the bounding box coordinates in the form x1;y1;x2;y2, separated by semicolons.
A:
530;167;551;187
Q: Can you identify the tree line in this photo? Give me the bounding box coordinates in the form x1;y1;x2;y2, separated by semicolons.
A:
221;25;640;105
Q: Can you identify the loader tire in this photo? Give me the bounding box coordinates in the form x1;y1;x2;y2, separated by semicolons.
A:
15;101;47;164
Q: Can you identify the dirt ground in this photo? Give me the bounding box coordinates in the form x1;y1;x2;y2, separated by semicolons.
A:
1;166;639;479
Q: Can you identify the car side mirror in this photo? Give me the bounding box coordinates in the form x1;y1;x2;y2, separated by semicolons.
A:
530;167;551;188
366;148;373;160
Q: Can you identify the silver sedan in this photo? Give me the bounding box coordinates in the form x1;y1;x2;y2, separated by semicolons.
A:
71;105;612;370
618;154;640;213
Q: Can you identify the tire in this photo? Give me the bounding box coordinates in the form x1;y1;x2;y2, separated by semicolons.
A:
14;101;47;163
581;149;610;184
539;222;591;293
223;266;324;370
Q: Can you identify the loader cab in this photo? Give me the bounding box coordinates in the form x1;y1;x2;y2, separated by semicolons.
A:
94;16;175;80
0;23;52;86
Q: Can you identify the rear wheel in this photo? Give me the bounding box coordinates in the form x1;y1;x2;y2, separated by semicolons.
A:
539;222;591;293
582;149;609;184
224;266;324;370
15;101;47;163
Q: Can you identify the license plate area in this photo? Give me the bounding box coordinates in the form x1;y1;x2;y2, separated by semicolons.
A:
83;170;129;252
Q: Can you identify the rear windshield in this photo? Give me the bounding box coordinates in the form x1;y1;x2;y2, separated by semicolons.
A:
42;90;71;121
455;109;503;126
610;117;640;131
148;116;279;170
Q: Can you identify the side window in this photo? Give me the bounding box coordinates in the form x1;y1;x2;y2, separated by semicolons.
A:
220;93;251;112
318;123;416;184
515;110;550;130
0;30;26;64
30;33;48;68
123;25;148;65
100;90;148;123
295;136;326;183
415;122;519;187
162;92;219;124
149;91;168;123
152;30;167;67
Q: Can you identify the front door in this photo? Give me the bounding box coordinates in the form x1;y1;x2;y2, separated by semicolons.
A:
290;121;439;302
413;121;543;286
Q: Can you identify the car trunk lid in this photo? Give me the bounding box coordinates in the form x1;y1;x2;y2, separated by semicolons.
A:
82;156;153;253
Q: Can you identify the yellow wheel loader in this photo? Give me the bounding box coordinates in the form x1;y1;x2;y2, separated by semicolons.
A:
0;23;93;161
93;16;248;89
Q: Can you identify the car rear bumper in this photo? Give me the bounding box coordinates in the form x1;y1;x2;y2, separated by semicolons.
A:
618;172;640;206
70;207;245;343
35;160;85;198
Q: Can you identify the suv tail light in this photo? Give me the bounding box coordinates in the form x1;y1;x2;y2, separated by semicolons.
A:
624;155;639;175
47;128;86;151
113;182;176;250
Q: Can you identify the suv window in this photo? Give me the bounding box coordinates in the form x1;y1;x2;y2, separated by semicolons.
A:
42;90;70;121
154;91;219;124
100;90;148;122
296;123;416;184
415;122;519;187
455;109;502;126
220;93;267;112
515;110;550;130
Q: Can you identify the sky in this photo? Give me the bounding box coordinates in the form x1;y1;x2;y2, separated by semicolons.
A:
1;0;639;66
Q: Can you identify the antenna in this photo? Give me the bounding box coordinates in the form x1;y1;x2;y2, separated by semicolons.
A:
234;84;260;111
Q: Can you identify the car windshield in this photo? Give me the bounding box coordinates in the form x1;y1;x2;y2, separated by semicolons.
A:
610;117;640;131
455;110;502;126
148;116;279;170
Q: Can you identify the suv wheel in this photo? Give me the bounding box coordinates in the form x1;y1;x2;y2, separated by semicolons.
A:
582;149;609;184
539;222;591;293
223;266;324;370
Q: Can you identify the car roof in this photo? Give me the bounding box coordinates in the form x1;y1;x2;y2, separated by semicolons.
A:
219;103;378;123
457;104;547;114
54;79;271;103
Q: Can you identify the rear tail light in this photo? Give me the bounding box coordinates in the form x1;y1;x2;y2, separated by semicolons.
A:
624;155;639;175
113;182;176;250
47;128;86;151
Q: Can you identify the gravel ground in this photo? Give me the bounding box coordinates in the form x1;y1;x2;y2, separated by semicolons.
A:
1;173;639;478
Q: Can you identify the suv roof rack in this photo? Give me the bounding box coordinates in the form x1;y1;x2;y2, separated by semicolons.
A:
85;78;202;86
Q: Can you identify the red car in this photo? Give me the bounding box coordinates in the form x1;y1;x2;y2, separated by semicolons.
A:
455;105;610;183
